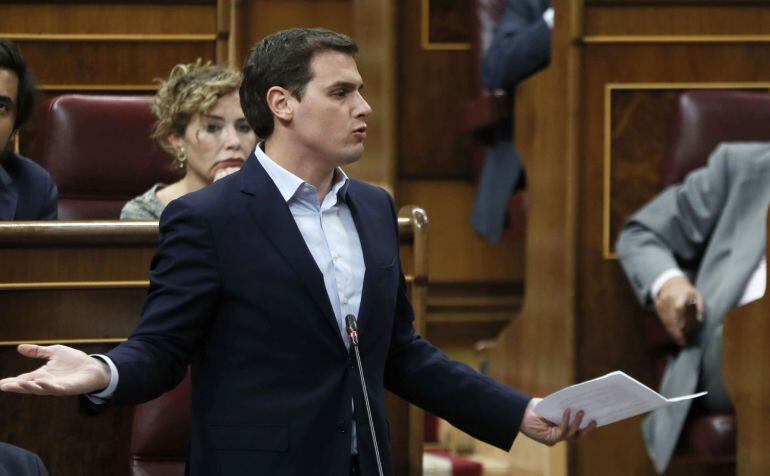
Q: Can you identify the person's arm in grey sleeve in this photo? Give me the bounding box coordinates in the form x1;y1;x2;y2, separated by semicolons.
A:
616;144;731;307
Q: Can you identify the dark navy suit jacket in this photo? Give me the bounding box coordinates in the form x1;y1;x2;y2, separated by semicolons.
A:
0;442;48;476
471;0;551;242
0;152;57;221
106;156;530;475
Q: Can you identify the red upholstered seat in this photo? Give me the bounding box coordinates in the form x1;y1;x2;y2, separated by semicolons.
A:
129;370;191;476
32;94;181;220
664;90;770;186
646;89;770;464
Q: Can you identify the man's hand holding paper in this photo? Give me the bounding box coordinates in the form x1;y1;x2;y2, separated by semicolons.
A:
533;371;707;430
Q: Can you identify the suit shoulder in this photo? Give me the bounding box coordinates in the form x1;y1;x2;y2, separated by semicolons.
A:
348;179;396;218
348;179;392;202
169;172;236;216
4;152;55;187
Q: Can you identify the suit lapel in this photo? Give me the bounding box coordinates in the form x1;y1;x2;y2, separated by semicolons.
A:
239;156;343;348
710;173;769;321
346;186;376;333
0;163;17;220
346;185;394;335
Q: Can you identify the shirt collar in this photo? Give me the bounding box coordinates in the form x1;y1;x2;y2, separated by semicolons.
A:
253;142;349;203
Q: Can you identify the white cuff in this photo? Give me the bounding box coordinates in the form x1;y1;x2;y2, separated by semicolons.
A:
85;354;119;403
543;8;555;29
650;268;686;301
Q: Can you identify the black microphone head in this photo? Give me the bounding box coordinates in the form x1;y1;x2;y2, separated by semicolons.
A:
345;314;358;333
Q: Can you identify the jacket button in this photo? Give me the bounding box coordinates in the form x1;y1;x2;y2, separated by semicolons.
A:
337;422;347;433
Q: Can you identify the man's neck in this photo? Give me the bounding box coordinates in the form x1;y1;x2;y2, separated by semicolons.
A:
264;135;336;202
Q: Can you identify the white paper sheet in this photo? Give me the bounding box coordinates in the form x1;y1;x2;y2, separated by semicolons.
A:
533;371;707;429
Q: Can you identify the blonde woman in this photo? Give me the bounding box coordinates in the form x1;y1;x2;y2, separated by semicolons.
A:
121;60;257;219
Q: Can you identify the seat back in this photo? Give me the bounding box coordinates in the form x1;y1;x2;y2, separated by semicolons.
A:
129;370;191;476
33;94;181;220
664;90;770;186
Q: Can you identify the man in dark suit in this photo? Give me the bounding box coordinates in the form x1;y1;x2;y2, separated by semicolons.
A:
1;28;592;475
0;442;49;476
0;39;58;221
471;0;552;241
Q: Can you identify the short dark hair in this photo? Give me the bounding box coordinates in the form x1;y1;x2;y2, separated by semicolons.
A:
0;39;37;132
240;28;357;138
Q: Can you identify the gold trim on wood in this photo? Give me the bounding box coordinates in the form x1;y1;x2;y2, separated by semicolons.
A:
2;33;217;43
602;82;770;261
0;221;159;245
603;85;613;261
583;35;770;45
0;281;149;291
420;0;470;51
0;338;126;347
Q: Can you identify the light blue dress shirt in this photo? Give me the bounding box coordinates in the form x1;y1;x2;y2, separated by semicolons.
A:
253;145;365;348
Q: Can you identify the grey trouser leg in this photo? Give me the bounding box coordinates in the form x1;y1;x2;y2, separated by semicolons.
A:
700;323;734;413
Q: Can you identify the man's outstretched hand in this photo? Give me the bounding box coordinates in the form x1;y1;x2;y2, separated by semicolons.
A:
0;344;110;396
519;398;597;446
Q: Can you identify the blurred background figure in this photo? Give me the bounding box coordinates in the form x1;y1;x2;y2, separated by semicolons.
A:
617;142;770;473
0;441;49;476
0;38;57;221
121;60;257;219
470;0;552;242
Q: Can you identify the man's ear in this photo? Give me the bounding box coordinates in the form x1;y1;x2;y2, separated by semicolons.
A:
266;86;293;123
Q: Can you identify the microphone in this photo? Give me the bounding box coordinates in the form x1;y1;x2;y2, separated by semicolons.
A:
345;314;384;476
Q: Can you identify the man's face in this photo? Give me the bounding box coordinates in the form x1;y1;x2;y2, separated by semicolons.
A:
288;50;372;167
0;68;18;152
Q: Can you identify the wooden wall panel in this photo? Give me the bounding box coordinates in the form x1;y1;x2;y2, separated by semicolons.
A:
1;4;215;34
398;180;524;283
585;5;770;36
397;0;473;179
19;43;216;86
607;89;676;255
237;0;354;47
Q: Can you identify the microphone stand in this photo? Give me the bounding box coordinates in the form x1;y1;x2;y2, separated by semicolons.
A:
346;314;384;476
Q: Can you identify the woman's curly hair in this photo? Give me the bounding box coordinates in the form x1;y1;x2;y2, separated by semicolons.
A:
152;59;243;156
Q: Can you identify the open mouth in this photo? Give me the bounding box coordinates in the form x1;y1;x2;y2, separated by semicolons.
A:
353;126;367;138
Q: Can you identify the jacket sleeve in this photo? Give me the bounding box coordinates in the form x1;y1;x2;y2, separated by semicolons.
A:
107;198;222;403
482;0;552;90
616;144;731;307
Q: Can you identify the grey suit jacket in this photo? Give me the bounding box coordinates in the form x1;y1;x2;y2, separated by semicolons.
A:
616;142;770;473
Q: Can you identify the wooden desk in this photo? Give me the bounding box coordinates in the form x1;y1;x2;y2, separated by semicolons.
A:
0;208;428;476
722;211;770;476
